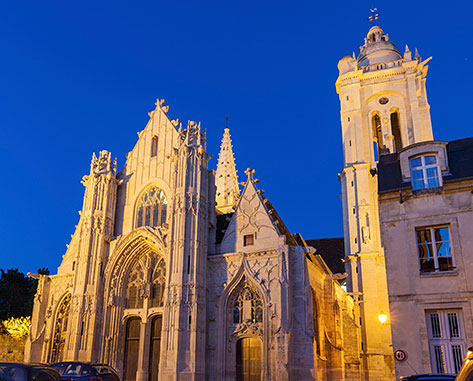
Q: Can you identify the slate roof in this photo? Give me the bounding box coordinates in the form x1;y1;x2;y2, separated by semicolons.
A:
305;238;345;274
216;212;233;244
378;137;473;193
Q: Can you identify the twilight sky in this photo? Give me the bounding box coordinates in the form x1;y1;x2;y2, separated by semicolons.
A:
1;1;472;274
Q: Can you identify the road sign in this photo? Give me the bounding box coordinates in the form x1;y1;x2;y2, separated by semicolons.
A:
394;349;407;362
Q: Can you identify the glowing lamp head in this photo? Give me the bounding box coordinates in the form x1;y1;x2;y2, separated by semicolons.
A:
378;314;388;324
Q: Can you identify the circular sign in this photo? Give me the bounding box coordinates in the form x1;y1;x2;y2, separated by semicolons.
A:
394;349;407;362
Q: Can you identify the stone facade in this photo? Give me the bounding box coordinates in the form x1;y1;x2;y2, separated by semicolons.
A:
378;138;473;378
25;99;364;380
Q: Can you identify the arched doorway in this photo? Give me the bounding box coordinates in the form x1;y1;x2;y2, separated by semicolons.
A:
124;317;140;381
236;337;262;381
149;315;162;381
50;293;71;363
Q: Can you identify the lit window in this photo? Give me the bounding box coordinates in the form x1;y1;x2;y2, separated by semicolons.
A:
243;234;254;246
136;186;167;228
410;155;441;190
416;226;454;272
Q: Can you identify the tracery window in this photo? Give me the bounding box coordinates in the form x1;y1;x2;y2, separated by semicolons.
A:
50;293;71;363
136;187;167;228
232;282;263;325
126;263;144;309
151;259;166;308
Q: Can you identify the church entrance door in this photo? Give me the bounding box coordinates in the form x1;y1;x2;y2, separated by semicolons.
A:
149;315;162;381
124;317;140;381
236;337;262;381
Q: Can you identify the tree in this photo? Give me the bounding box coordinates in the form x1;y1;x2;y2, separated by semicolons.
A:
0;268;48;320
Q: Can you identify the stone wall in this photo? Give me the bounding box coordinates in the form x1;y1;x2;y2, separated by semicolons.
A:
0;331;26;362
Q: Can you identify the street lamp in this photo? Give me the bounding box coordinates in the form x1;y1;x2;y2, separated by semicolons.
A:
378;313;388;324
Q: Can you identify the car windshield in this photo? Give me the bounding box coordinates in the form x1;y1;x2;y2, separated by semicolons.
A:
63;364;82;376
92;365;112;374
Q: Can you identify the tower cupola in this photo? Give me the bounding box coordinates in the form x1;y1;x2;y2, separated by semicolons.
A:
358;26;402;68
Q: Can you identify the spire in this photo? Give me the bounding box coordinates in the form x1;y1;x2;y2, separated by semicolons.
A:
215;128;240;214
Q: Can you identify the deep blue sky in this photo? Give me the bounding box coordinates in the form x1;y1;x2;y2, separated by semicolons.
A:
1;1;472;274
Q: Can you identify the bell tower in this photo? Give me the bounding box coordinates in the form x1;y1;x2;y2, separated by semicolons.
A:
335;25;433;380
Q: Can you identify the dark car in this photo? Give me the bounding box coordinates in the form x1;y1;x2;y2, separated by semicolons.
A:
50;362;118;381
0;362;60;380
399;374;456;381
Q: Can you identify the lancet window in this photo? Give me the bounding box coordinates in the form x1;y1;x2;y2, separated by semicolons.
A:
136;187;167;228
151;259;166;307
372;112;383;159
126;262;144;309
231;281;263;325
391;110;402;152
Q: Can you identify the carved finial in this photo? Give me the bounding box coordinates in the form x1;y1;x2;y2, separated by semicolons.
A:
414;48;421;60
404;45;412;61
155;98;165;107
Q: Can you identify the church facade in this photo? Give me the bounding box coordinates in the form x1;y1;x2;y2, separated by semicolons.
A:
25;100;366;379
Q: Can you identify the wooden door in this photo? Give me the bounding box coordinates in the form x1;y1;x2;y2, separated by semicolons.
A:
124;317;140;381
149;315;162;381
236;337;262;381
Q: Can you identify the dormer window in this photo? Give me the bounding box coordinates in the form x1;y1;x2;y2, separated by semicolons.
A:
410;155;441;190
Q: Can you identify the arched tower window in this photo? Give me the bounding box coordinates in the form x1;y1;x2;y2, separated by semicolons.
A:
136;186;167;228
372;112;383;160
391;110;402;152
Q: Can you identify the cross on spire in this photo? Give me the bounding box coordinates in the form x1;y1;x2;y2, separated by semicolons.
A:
224;114;231;129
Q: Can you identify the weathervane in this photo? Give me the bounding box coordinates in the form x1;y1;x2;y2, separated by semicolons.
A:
368;8;380;22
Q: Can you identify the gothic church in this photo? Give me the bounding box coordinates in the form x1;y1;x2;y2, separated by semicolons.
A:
25;101;365;379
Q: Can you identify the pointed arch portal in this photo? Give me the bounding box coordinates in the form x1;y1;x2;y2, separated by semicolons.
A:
49;293;71;363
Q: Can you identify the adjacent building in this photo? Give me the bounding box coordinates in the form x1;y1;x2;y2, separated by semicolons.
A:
378;138;473;376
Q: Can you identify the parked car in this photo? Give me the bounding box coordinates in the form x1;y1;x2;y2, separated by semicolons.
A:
0;362;61;380
50;362;119;381
457;346;473;381
399;374;456;380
